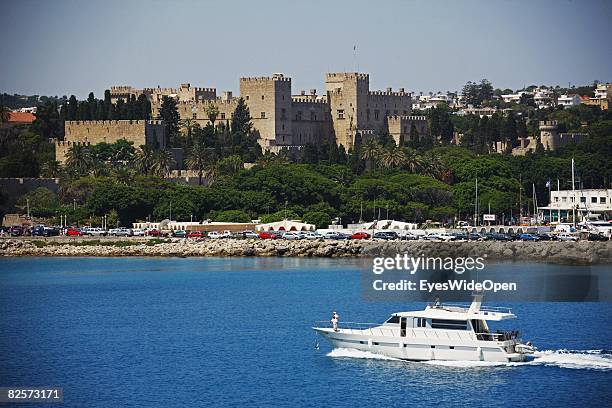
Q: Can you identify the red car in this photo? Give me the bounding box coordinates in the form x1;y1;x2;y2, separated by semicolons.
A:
258;232;279;239
66;227;84;236
147;229;167;237
351;232;371;240
187;231;204;238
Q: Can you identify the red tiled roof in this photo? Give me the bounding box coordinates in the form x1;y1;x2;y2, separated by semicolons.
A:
8;111;36;124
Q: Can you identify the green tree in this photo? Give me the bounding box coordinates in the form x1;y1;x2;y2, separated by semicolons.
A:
65;144;93;176
205;103;219;128
231;97;252;135
302;211;332;229
380;145;406;169
134;146;155;175
186;142;214;185
213;209;251;223
360;139;381;171
152;149;175;177
158;96;180;146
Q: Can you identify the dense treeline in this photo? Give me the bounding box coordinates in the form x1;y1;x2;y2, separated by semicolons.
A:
61;91;151;121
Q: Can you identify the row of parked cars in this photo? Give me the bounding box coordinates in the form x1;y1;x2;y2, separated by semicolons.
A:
2;224;608;242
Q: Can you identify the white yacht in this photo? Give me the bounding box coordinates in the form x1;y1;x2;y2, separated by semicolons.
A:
313;294;535;362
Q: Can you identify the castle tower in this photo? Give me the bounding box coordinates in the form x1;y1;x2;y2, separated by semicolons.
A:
240;73;292;149
539;120;559;151
325;72;369;149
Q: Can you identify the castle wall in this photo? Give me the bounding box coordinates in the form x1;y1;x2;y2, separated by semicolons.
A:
56;120;168;163
387;115;428;145
290;97;331;145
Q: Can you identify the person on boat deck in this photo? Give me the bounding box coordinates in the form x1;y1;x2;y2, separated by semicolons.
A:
331;311;339;331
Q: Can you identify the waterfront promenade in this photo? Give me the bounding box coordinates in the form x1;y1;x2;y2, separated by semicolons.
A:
1;237;610;264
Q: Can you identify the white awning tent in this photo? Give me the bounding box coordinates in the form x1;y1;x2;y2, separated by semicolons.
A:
255;220;316;232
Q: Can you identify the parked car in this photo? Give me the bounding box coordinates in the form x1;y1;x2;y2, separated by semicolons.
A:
587;233;608;241
399;232;418;240
172;230;188;238
303;232;320;240
485;233;512;241
208;231;222;239
467;233;485;241
146;229;166;237
86;227;108;237
9;226;24;236
258;231;279;239
373;231;399;240
220;230;233;238
66;227;84;236
282;232;301;240
519;233;539;241
235;230;258;239
131;229;145;237
31;225;46;236
187;231;204;238
452;232;469;241
557;233;578;242
351;232;371;240
109;227;132;237
535;233;556;241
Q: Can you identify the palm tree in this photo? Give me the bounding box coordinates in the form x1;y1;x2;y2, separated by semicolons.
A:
180;118;197;143
380;145;407;169
40;160;62;178
112;166;135;185
205;103;219;129
421;151;445;178
65;144;93;175
403;147;424;173
89;158;109;177
152;149;175;177
185;142;213;185
134;145;155;175
360;140;381;171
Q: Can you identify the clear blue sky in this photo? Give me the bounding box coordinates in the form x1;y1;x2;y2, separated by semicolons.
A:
1;0;611;98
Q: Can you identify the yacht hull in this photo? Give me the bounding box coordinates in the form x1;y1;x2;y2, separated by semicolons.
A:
314;328;527;363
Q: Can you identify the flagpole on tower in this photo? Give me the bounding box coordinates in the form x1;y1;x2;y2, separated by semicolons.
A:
353;44;358;72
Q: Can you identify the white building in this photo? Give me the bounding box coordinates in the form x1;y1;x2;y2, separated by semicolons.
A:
533;88;556;109
538;188;612;222
594;83;612;100
557;94;582;107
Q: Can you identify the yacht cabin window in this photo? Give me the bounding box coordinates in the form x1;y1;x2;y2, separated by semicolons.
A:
386;315;400;324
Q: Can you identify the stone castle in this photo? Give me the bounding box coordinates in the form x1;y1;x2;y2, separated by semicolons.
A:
495;120;587;156
108;72;428;152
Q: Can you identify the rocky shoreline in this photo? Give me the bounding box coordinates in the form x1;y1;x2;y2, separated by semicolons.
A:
1;238;611;264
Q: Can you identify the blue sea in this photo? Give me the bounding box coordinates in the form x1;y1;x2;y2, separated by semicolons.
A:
0;257;610;407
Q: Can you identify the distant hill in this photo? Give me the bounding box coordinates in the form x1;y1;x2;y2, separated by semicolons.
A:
0;93;67;109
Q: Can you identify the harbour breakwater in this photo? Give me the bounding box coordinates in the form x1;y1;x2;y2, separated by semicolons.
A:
1;239;611;264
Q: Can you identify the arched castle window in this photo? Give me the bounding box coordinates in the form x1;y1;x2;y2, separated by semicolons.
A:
261;95;265;100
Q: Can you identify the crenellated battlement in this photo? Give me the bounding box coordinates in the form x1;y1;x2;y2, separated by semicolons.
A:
241;73;291;83
110;86;139;92
369;90;409;97
326;72;369;81
54;140;92;147
539;120;558;128
291;96;327;104
387;115;427;121
65;120;164;126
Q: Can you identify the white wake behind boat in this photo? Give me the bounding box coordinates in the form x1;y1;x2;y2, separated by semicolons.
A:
313;294;536;362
